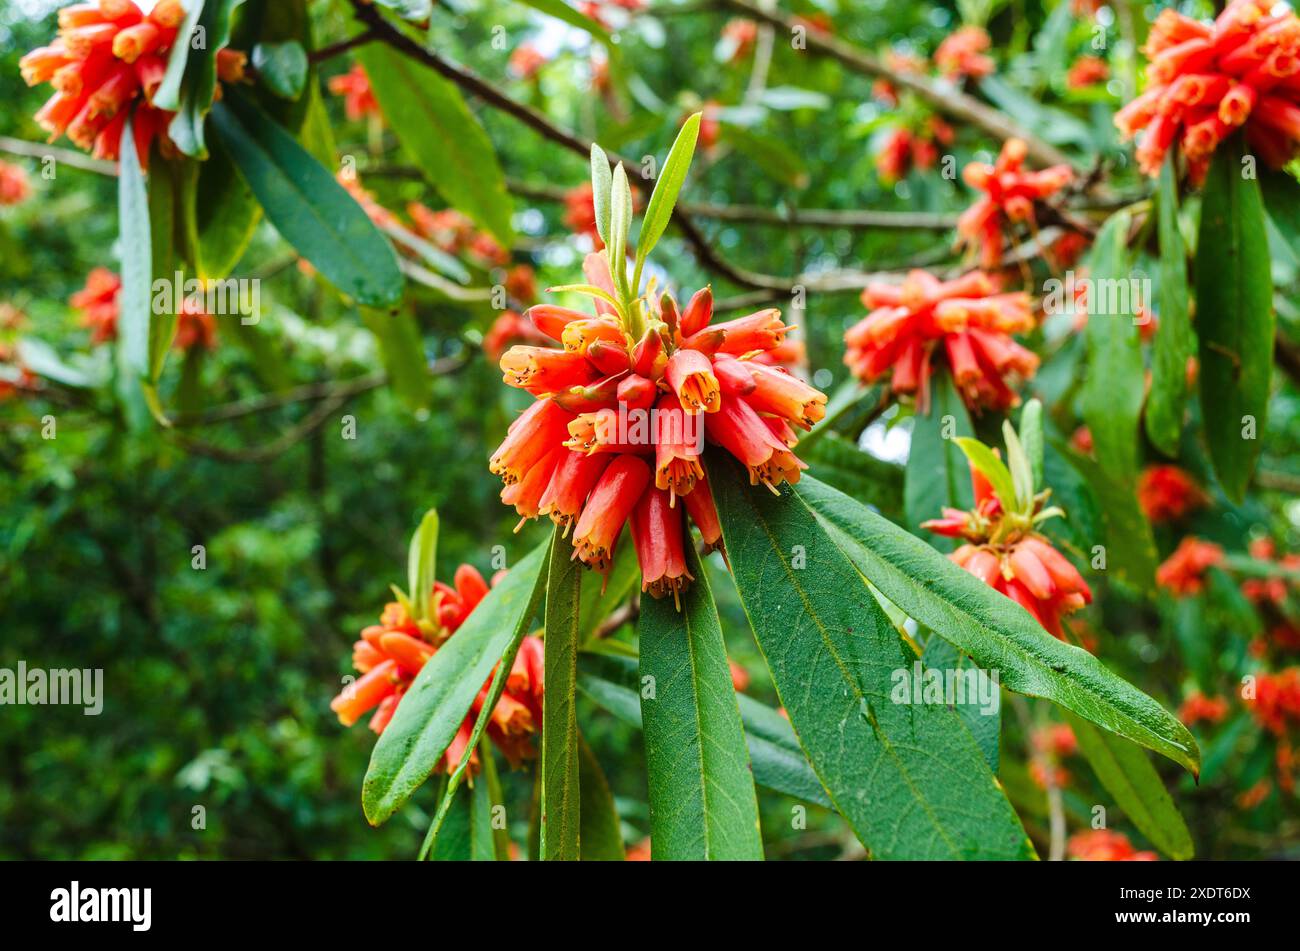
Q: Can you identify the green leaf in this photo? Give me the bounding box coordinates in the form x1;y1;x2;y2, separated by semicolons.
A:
635;113;701;275
1065;711;1195;860
797;475;1201;776
1081;210;1157;588
428;778;472;861
1002;421;1033;509
577;733;625;861
578;541;638;642
922;633;1000;773
1261;166;1300;260
373;0;431;19
589;146;613;249
117;114;151;382
904;369;973;543
471;745;508;861
356;42;513;246
798;432;903;519
209;92;403;306
364;541;548;825
1146;151;1193;456
954;437;1016;514
168;0;246;158
608;164;632;298
1195;135;1274;502
1017;399;1044;493
638;542;763;860
361;308;430;412
252;41;308;100
147;157;179;382
151;0;207;112
518;0;611;40
541;527;582;861
718;123;809;188
707;456;1035;859
406;508;439;623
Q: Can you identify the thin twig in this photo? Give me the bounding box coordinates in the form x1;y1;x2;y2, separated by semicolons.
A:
0;135;117;175
309;31;378;64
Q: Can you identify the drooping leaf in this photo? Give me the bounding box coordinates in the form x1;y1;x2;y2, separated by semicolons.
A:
151;0;207;112
363;541;548;825
252;41;309;100
361;308;430;412
541;527;582;861
209;92;403;306
147;156;179;382
905;369;974;546
117;114;151;382
1065;711;1195;860
577;733;624;861
638;542;763;860
356;43;513;246
1195;135;1274;502
1146;151;1193;456
168;0;246;158
406;508;438;623
707;456;1035;859
798;475;1201;776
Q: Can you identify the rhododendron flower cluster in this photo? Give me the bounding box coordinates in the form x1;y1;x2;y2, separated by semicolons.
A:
924;454;1092;640
935;26;995;81
875;117;955;184
331;564;545;773
1138;464;1208;523
1155;537;1225;596
327;64;379;121
1116;0;1300;181
21;0;246;167
490;250;826;604
1067;829;1158;861
0;160;31;206
956;138;1074;269
844;269;1038;411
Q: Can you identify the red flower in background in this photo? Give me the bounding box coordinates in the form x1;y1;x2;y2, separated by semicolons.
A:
328;64;380;121
1241;537;1300;605
1155;536;1225;596
1138;464;1208;523
509;43;547;81
1180;691;1230;726
173;299;217;352
935;26;995;81
1068;829;1158;861
1116;0;1300;182
924;459;1092;640
956;138;1074;269
872;50;927;107
331;564;545;773
408;203;474;253
1248;668;1300;735
564;182;601;247
70;266;121;344
876;118;952;184
844;269;1038;411
490;251;825;603
720;18;758;63
483;309;551;361
1067;55;1110;90
0;160;32;206
21;0;245;167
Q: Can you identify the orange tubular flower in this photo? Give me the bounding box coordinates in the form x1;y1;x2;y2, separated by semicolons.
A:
935;26;995;81
1067;55;1110;90
1155;536;1225;596
956;138;1074;269
331;564;545;774
71;266;121;344
1068;829;1158;861
489;249;825;601
0;161;32;206
21;0;241;167
1117;0;1300;182
1137;464;1208;523
844;268;1038;411
327;64;379;121
1248;668;1300;736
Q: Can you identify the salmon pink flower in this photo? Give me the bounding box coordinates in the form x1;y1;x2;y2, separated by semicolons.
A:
1180;691;1230;727
1068;829;1158;861
331;563;545;773
71;266;121;344
1155;536;1225;596
564;182;602;247
327;64;379;121
0;160;32;206
844;268;1038;411
1116;0;1300;182
484;309;551;361
956;138;1074;269
1067;55;1110;90
935;26;995;81
1138;464;1208;523
509;43;547;81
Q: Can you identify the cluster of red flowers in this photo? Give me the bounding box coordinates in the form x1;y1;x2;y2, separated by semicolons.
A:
1029;722;1077;788
0;160;31;206
844;269;1038;411
490;251;826;602
1138;464;1208;523
1116;0;1300;181
1180;691;1230;727
1067;55;1110;90
956;138;1074;269
1242;537;1300;605
1155;536;1225;596
21;0;246;167
327;64;379;121
331;564;545;772
1247;668;1300;792
720;18;758;63
876;117;955;184
924;461;1093;639
1067;829;1157;861
509;44;548;81
407;201;509;268
935;26;995;81
70;267;215;351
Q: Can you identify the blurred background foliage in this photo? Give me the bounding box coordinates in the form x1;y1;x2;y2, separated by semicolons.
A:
1;0;1298;859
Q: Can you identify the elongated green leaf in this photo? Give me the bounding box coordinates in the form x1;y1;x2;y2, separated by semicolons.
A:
429;778;472;861
542;527;582;860
798;475;1201;776
361;308;430;412
1019;398;1044;490
577;733;624;861
169;0;245;158
1081;211;1157;588
252;41;308;100
1146;152;1193;456
363;541;548;825
923;633;1000;773
608;164;632;297
577;653;830;807
1261;167;1300;260
478;743;511;860
518;0;611;40
589;146;613;248
1196;136;1274;502
708;456;1035;859
406;508;438;623
905;370;973;543
1065;711;1194;860
798;432;903;519
210;93;403;306
639;542;762;860
357;43;513;245
954;438;1016;513
636;113;701;273
147;156;178;382
117;114;151;381
151;0;206;111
